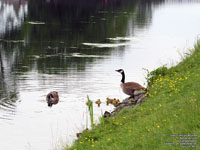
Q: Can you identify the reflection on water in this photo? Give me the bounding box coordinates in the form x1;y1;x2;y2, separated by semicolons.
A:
0;0;27;36
0;0;200;149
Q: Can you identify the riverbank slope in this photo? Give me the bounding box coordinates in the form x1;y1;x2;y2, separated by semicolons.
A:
68;41;200;150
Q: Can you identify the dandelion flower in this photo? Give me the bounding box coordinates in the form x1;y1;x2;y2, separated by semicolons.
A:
58;138;62;142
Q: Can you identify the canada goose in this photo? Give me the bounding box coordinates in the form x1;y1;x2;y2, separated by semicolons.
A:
46;91;59;107
116;69;146;97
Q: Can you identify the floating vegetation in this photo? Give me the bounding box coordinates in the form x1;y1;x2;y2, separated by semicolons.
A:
27;21;45;25
97;11;108;14
0;39;25;43
70;53;104;58
82;42;127;48
107;37;139;41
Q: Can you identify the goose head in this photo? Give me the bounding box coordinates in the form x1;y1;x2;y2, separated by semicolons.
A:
115;69;124;74
116;69;125;83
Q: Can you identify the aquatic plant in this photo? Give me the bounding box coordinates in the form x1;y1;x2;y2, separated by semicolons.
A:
87;95;94;129
99;110;105;126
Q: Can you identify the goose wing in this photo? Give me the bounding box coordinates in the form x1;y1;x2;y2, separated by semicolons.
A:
51;91;59;100
124;82;145;90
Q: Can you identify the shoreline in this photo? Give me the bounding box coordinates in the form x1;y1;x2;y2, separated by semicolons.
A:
67;41;200;150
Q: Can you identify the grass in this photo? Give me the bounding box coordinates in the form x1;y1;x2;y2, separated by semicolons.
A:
87;95;94;129
67;41;200;150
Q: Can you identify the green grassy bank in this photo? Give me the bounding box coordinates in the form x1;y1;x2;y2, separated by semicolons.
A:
67;41;200;150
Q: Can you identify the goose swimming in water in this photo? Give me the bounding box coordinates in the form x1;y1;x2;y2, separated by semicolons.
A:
116;69;146;98
46;91;59;107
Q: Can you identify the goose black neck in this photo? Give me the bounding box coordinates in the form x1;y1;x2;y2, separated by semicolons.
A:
48;94;53;99
121;72;125;83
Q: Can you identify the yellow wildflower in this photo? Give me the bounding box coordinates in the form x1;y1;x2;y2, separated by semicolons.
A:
58;138;62;142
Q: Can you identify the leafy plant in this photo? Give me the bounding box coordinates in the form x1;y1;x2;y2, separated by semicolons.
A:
144;66;168;87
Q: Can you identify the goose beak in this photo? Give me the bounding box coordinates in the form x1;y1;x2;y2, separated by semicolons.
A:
115;69;120;72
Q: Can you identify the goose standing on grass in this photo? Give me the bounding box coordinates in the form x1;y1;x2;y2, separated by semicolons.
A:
46;91;59;107
116;69;146;98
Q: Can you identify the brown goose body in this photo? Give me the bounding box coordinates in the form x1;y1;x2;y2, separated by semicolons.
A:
46;91;59;107
116;69;146;97
120;82;146;96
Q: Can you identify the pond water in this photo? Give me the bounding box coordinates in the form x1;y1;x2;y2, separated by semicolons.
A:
0;0;200;149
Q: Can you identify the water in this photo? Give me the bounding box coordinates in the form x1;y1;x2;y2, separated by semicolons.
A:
0;0;200;149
